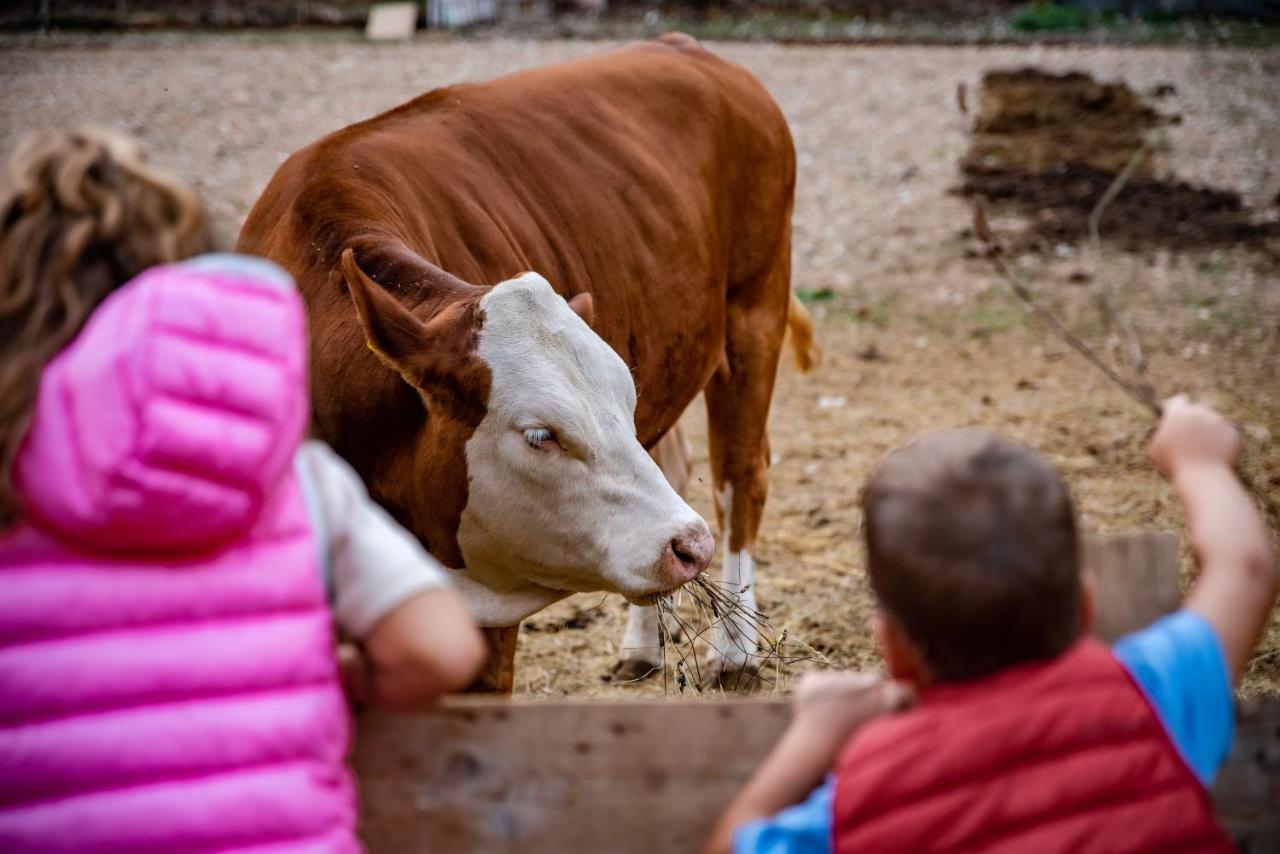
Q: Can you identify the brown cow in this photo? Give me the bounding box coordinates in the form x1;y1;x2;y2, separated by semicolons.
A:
238;34;807;691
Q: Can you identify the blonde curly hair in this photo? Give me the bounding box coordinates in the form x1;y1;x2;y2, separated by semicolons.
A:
0;127;211;528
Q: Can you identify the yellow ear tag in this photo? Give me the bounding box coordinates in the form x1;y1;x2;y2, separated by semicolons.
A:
365;340;394;368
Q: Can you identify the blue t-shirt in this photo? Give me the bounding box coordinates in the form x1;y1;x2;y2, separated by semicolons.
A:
734;610;1233;854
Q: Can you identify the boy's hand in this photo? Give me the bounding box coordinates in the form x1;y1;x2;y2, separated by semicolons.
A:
702;673;913;854
1149;395;1241;479
792;671;914;752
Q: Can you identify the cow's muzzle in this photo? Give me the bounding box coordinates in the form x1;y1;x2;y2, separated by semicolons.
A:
658;521;715;587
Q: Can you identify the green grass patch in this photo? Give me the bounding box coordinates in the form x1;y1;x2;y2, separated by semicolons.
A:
834;292;899;329
1139;7;1185;25
1010;2;1094;32
1196;257;1231;282
796;287;836;303
966;286;1025;336
1186;295;1256;339
1009;1;1125;32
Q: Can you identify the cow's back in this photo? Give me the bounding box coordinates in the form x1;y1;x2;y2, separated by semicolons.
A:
238;37;793;538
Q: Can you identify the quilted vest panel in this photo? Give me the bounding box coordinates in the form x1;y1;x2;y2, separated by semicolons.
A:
0;256;357;853
833;640;1232;854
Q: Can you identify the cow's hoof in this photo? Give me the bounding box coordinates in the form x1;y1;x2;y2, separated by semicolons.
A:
607;658;663;684
703;663;765;693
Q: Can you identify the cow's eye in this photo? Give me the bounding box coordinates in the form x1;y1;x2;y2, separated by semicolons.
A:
522;428;560;452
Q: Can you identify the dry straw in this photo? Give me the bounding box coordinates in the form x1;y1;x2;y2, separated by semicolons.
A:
641;577;829;696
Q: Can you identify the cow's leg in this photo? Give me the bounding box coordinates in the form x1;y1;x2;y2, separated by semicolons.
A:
613;605;665;682
703;264;789;689
611;424;693;682
465;625;520;694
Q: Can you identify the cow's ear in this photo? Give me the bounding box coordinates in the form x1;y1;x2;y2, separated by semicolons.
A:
568;292;595;327
342;248;429;368
341;248;491;426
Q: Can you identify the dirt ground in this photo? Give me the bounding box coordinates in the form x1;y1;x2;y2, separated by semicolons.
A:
3;33;1278;697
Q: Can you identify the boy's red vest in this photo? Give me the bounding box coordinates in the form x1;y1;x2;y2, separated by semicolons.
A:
833;639;1233;853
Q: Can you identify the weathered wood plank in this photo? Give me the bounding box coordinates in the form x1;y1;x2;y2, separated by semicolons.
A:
356;699;792;853
1084;529;1183;643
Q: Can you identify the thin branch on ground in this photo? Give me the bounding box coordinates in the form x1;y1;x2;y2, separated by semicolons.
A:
973;199;1280;531
973;200;1160;416
1088;145;1160;410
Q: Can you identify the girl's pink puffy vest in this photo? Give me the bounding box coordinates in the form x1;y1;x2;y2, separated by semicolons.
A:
0;257;358;853
833;639;1232;853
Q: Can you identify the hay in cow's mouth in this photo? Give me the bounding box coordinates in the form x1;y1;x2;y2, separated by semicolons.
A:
643;577;831;695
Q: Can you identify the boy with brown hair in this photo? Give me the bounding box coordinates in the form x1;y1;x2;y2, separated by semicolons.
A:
707;397;1276;853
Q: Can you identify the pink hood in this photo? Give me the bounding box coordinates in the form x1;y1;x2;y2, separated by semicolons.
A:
14;254;308;552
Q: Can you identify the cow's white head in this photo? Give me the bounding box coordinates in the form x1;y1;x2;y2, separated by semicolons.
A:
341;251;713;618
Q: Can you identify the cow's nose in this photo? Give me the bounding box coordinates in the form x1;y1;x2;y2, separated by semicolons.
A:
663;522;715;584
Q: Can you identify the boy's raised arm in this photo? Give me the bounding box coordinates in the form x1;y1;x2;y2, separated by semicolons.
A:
1149;395;1278;684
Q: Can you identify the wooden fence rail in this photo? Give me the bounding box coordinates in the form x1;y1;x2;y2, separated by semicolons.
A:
354;532;1280;852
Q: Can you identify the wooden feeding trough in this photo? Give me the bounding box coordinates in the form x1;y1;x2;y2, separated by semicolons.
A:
354;532;1280;852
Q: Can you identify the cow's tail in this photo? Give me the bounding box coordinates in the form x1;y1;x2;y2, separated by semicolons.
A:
785;292;821;372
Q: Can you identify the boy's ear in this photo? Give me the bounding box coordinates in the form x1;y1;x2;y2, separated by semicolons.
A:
873;612;931;690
